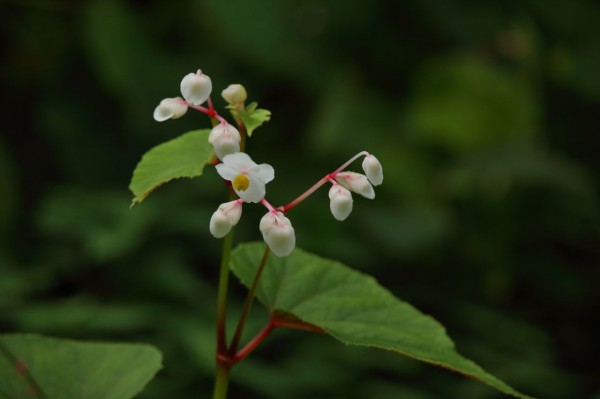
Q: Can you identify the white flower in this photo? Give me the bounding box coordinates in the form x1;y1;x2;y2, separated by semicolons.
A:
215;153;274;203
180;69;212;105
209;122;241;160
260;211;296;257
329;185;353;221
335;172;375;199
362;154;383;186
221;84;247;105
209;200;243;238
153;97;188;122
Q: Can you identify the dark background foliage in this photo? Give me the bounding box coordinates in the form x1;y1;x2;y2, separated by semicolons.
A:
1;0;599;398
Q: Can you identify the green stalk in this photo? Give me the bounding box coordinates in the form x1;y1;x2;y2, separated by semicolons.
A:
212;363;230;399
213;192;236;399
216;225;234;353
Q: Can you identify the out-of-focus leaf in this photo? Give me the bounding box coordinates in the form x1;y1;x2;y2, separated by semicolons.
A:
129;129;213;205
231;243;532;399
0;333;161;399
0;141;17;245
407;55;538;151
6;299;156;334
37;189;156;262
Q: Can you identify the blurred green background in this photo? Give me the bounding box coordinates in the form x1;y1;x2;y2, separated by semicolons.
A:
1;0;599;397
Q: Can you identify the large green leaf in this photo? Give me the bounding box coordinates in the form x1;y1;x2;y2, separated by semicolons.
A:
230;243;532;399
0;333;161;399
129;129;213;205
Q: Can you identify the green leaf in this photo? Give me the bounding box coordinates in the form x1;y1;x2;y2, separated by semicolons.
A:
230;243;533;399
129;129;213;205
230;102;271;137
0;333;162;399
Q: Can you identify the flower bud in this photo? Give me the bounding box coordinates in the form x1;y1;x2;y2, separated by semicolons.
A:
329;185;353;221
362;154;383;186
209;123;241;159
180;70;212;105
260;211;296;257
221;84;247;105
335;172;375;199
153;97;188;122
210;210;232;238
209;200;243;238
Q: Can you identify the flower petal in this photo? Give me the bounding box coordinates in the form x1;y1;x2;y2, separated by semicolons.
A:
215;163;239;181
221;152;255;171
180;70;212;105
250;163;275;184
260;212;295;257
362;154;383;186
235;176;265;203
209;209;232;238
153;104;173;122
329;185;353;221
213;137;240;160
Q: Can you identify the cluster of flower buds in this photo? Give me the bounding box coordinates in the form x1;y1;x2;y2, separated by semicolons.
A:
327;154;383;221
153;69;383;258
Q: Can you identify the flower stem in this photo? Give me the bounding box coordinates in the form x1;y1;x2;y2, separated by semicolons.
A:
212;362;230;399
213;206;235;399
279;151;369;212
229;247;271;353
216;202;235;353
233;319;275;363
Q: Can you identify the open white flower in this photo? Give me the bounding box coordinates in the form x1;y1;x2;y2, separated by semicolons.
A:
209;200;243;238
260;211;295;257
335;171;375;199
153;97;188;122
215;153;274;203
362;154;383;186
180;70;212;105
209;122;241;160
329;185;353;221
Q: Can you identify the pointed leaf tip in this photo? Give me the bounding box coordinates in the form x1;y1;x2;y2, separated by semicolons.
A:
230;242;534;399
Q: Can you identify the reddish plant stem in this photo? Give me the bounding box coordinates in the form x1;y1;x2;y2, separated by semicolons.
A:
187;100;227;124
279;151;369;213
272;317;325;333
228;247;271;353
231;319;275;364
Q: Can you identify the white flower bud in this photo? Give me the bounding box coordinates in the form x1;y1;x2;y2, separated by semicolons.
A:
209;123;241;159
153;97;188;122
335;172;375;199
260;211;296;257
180;70;212;105
210;210;232;238
220;200;243;225
362;154;383;186
209;200;243;238
329;185;353;221
221;84;247;105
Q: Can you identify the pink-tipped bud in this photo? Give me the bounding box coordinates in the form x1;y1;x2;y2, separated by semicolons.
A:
209;123;241;160
335;172;375;199
180;69;212;105
362;154;383;186
209;200;243;238
153;97;188;122
259;211;295;257
329;185;353;221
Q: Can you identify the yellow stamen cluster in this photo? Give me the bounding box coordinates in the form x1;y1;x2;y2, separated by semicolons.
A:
233;174;250;191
